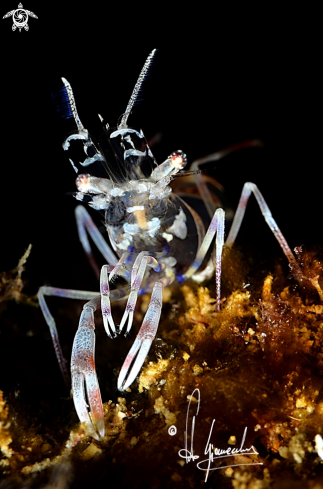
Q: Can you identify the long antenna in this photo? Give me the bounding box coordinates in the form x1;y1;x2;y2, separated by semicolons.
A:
61;77;85;132
118;49;156;129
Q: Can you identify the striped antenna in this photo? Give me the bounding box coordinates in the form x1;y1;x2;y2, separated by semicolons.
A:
118;49;156;129
61;77;85;132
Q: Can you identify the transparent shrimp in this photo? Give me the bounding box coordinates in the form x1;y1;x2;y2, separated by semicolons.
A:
39;49;298;437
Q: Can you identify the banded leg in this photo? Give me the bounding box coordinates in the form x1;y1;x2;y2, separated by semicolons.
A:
118;252;161;335
181;208;225;310
75;205;118;279
189;140;263;283
190;140;263;219
100;264;117;338
226;182;298;268
71;296;104;439
100;252;130;338
38;287;100;389
39;206;119;386
189;183;298;305
118;276;173;391
38;286;126;388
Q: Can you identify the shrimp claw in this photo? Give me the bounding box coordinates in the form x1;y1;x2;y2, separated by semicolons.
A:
71;298;105;439
118;280;164;391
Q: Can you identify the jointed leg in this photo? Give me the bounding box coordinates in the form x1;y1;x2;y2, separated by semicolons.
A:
100;252;131;338
71;295;104;439
226;182;298;268
188;178;298;306
38;287;100;389
181;208;225;310
188;141;263;285
75;205;118;279
38;285;126;389
118;274;174;392
100;264;117;338
191;139;263;219
39;206;119;386
99;251;161;339
118;252;161;335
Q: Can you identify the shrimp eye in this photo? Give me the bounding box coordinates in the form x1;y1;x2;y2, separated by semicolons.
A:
105;198;126;224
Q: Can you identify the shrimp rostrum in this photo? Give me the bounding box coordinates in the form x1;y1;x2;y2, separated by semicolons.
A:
38;49;299;438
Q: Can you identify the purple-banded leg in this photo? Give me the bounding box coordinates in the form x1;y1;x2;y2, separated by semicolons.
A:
119;252;160;335
188;140;263;284
118;275;172;391
100;264;117;338
75;205;118;279
181;208;225;310
100;252;130;338
191;140;263;219
226;182;299;270
71;296;104;439
38;287;100;389
38;286;127;390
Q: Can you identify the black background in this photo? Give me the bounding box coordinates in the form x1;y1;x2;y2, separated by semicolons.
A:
0;4;322;486
0;4;321;296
